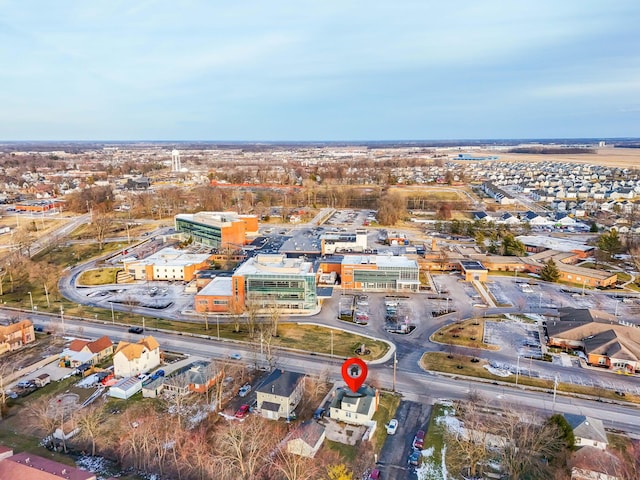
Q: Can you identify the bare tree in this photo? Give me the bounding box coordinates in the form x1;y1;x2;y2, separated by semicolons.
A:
214;416;282;480
270;446;320;480
445;397;493;478
75;404;106;456
495;410;565;480
93;209;115;250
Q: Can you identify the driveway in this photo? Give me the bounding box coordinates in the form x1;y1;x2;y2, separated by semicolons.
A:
377;400;431;480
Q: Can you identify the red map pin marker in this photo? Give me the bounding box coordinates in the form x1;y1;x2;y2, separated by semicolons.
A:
342;357;368;393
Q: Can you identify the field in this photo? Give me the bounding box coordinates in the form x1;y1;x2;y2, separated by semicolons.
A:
463;147;640;168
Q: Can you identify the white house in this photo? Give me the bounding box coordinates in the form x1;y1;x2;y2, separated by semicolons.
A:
564;414;608;450
286;421;326;458
113;336;161;378
329;385;378;427
256;369;305;420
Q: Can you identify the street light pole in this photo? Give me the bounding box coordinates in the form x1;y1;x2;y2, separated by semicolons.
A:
515;356;520;386
27;291;34;311
392;351;397;392
110;302;115;324
216;315;220;340
60;305;65;334
552;374;558;413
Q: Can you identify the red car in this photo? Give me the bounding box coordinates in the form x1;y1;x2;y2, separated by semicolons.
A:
368;468;381;479
235;404;250;419
413;430;425;450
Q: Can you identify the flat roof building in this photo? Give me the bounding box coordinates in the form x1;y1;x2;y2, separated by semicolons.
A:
175;211;258;249
195;254;318;314
124;247;213;281
340;255;420;292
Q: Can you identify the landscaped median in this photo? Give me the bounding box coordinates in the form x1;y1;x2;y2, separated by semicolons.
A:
430;317;498;351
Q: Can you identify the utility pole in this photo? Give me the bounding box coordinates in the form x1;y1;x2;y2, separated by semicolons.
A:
392;351;397;392
43;283;50;308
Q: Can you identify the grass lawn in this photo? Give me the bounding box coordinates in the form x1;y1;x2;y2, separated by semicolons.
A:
371;393;401;452
421;403;449;472
420;352;640;403
77;267;122;286
431;318;499;350
33;241;126;266
325;439;358;463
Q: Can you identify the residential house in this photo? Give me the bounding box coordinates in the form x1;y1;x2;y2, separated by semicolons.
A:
256;369;305;420
159;361;223;397
113;336;161;378
61;336;114;367
0;320;35;355
0;445;97;480
564;414;609;450
285;421;326;458
329;385;378;427
569;446;623;480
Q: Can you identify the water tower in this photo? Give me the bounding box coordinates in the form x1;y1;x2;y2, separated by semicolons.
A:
171;149;181;172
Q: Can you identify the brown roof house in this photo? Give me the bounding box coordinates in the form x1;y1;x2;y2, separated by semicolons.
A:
256;369;305;421
0;320;35;355
61;336;114;367
113;336;161;378
285;420;326;458
569;446;624;480
0;445;96;480
546;308;640;373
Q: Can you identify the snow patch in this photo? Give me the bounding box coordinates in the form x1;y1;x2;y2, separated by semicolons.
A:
421;446;434;458
483;364;512;377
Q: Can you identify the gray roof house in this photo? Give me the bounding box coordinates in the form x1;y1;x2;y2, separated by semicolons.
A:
564;414;608;450
256;370;305;420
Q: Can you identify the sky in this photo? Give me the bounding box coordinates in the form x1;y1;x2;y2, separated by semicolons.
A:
1;1;639;141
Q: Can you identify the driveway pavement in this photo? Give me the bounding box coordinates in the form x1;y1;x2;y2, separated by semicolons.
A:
377;400;431;480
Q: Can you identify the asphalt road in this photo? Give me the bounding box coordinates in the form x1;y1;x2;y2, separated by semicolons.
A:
13;310;640;438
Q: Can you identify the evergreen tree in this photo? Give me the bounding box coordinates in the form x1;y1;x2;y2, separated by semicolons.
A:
597;229;622;259
540;258;561;282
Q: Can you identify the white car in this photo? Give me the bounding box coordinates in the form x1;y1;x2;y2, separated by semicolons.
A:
238;384;252;397
386;418;398;435
228;353;242;360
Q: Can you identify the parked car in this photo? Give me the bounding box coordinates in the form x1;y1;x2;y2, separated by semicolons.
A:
408;450;420;467
313;407;326;420
235;404;250;419
238;384;251;397
16;381;32;388
412;429;425;450
368;468;381;479
128;326;143;334
386;418;398;435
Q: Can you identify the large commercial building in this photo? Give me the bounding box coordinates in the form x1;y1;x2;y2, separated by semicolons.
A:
124;247;213;282
195;254;318;314
174;211;258;249
319;255;420;292
321;229;368;255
